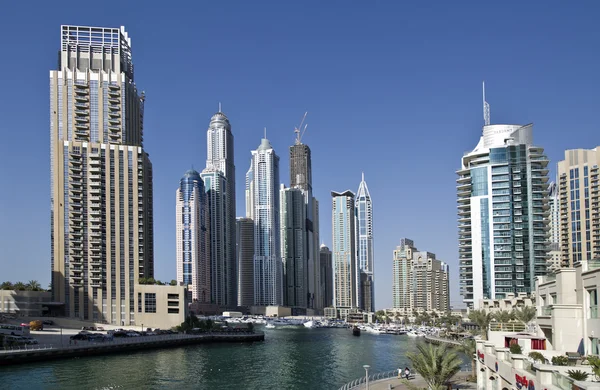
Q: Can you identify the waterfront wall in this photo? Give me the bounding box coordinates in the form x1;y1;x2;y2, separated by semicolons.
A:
0;332;264;366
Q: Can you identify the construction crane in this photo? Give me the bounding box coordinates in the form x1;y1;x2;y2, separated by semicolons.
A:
294;111;308;145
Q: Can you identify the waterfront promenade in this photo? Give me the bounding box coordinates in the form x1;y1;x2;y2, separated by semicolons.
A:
347;371;476;390
0;330;264;366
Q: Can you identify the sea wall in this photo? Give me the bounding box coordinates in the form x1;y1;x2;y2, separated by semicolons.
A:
0;332;264;366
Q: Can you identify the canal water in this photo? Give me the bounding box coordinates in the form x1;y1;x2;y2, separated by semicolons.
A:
0;327;467;389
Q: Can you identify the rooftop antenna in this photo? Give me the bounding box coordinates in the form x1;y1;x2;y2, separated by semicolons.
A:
218;102;222;112
483;81;490;126
264;127;267;139
294;111;308;145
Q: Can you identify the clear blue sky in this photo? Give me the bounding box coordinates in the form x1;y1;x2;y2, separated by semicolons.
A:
0;1;598;309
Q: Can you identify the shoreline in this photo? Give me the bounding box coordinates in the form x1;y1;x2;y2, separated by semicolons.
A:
0;332;264;366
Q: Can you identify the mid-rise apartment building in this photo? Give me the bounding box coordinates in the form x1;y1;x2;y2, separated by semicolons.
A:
392;238;449;312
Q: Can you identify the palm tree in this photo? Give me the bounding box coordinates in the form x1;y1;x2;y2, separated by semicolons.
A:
27;280;42;291
468;309;491;340
459;338;477;377
406;343;463;390
492;310;514;323
13;282;26;291
513;307;536;324
0;281;13;290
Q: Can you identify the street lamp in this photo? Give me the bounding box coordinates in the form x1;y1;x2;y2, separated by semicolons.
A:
363;365;370;390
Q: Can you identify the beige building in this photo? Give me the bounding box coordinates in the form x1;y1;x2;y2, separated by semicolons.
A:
557;147;600;267
392;238;449;312
133;285;188;330
0;291;53;317
50;25;154;324
478;292;535;315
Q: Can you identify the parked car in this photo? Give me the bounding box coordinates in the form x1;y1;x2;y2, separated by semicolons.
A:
42;320;54;325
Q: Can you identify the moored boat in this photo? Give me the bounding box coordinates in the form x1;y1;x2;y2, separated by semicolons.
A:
352;326;361;336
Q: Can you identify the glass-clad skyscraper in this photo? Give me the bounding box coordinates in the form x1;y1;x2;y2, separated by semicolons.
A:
175;170;209;302
50;25;154;323
331;190;357;317
355;173;374;312
457;123;549;308
248;138;282;306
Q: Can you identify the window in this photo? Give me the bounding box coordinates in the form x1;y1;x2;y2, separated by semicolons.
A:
589;289;598;319
144;293;156;313
137;293;142;313
168;308;179;314
167;294;179;300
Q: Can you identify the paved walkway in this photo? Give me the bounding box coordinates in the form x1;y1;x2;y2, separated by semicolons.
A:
356;372;476;390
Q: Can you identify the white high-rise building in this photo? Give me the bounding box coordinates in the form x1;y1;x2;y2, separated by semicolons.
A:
457;122;550;308
356;173;375;312
204;110;236;307
248;138;282;306
175;170;210;303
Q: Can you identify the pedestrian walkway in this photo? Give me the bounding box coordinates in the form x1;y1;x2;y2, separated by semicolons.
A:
357;371;476;390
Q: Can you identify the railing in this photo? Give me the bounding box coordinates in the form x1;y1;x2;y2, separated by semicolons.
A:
552;371;574;390
590;305;598;319
337;370;398;390
488;322;526;332
540;306;552;316
588;260;600;271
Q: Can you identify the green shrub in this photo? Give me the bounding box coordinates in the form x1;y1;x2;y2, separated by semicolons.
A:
567;369;589;381
552;355;569;366
528;351;546;363
509;344;523;355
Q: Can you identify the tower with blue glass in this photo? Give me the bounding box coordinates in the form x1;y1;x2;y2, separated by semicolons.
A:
457;122;550;309
176;169;210;303
356;173;375;312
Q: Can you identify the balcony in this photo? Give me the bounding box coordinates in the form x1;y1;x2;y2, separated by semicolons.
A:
591;305;599;319
75;95;89;102
540;306;552;316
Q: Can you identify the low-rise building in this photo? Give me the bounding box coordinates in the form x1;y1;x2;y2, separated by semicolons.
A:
133;285;188;330
478;292;536;315
0;291;54;317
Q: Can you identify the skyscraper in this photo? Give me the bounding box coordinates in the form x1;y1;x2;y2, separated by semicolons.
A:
236;217;254;307
355;173;375;312
557;147;600;267
50;25;154;323
204;110;236;308
249;137;282;306
200;168;229;306
280;185;307;308
319;244;333;308
392;239;450;311
331;190;357;317
457;122;550;308
548;182;562;271
175;170;210;303
288;129;320;310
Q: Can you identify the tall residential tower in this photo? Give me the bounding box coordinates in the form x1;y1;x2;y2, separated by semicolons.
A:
175;170;210;302
557;147;600;267
248;137;283;306
331;190;357;318
356;173;375;312
50;25;154;323
457;91;549;308
203;110;236;307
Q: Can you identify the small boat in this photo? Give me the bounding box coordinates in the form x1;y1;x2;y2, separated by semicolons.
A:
265;323;276;329
352;326;361;336
303;320;315;328
406;331;418;337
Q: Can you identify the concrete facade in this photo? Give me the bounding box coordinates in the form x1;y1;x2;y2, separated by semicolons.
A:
0;291;53;317
478;292;535;315
133;285;188;330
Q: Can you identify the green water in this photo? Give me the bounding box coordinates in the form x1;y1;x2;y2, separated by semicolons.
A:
0;328;460;389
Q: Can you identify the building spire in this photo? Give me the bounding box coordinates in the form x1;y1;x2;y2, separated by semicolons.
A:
362;172;365;182
218;102;222;112
483;81;490;126
264;127;267;139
